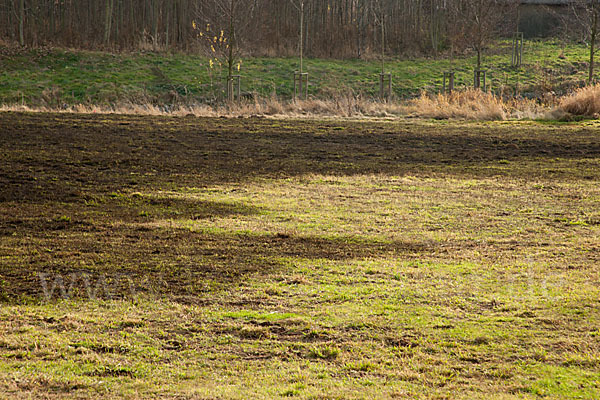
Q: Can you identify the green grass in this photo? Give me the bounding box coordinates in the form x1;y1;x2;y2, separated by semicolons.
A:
0;112;599;398
0;39;592;106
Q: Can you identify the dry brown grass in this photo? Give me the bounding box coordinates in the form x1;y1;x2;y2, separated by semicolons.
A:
0;96;404;119
0;90;556;121
283;95;405;118
0;102;217;117
403;90;557;121
401;90;507;120
559;84;600;117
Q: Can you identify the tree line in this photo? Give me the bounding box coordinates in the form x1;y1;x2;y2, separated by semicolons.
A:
0;0;521;58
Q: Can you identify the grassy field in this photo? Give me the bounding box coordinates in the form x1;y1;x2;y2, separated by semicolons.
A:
1;112;600;398
0;39;592;106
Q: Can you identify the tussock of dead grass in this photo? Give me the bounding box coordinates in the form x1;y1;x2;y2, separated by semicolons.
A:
402;90;506;120
504;97;546;120
559;84;600;117
403;90;557;121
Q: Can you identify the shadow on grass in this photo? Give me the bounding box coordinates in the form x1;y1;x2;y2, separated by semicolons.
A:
0;196;263;235
0;222;427;304
0;190;426;304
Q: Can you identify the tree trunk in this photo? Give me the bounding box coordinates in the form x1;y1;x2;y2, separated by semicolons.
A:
18;0;25;46
228;0;235;80
104;0;113;46
152;0;159;48
165;3;170;48
590;9;597;84
300;1;303;73
49;0;55;38
115;0;120;43
381;13;385;74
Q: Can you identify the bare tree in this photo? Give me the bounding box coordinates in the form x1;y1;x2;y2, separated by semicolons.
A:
447;0;516;73
373;0;386;74
572;0;600;84
10;0;26;46
104;0;114;46
194;0;257;85
428;0;448;55
290;0;306;75
354;0;371;58
454;0;498;70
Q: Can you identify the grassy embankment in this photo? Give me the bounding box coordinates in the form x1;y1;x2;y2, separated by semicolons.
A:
0;112;599;398
0;39;592;107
